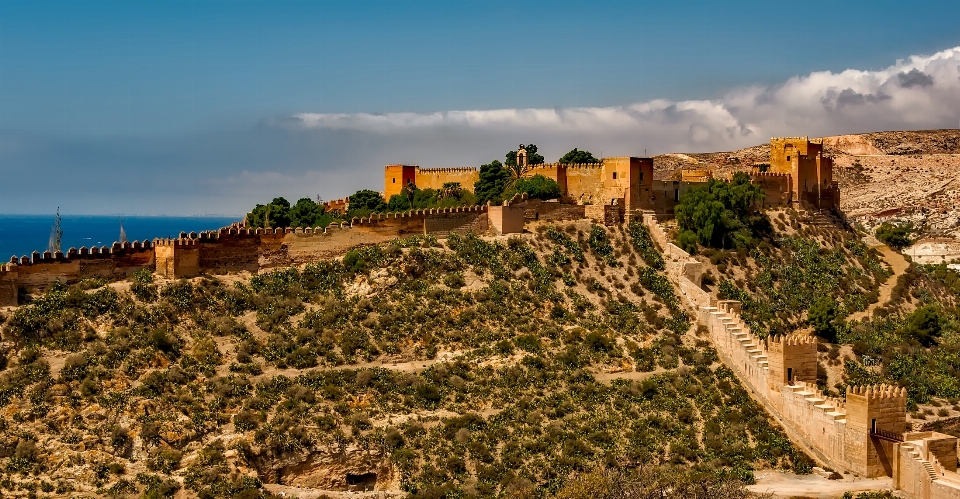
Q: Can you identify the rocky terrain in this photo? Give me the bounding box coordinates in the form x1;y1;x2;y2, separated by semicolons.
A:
654;129;960;238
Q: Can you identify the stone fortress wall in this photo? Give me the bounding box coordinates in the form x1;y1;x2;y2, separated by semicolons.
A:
641;212;960;499
382;156;655;218
0;206;491;301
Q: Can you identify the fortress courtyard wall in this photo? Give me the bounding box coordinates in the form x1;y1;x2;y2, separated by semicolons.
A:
564;164;605;205
413;167;479;193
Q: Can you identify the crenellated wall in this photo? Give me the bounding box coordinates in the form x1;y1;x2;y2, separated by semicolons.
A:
750;170;793;207
413;167;480;193
155;206;490;277
639;210;932;485
7;241;156;293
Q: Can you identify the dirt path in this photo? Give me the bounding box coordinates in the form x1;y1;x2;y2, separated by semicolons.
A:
849;243;910;322
748;470;897;498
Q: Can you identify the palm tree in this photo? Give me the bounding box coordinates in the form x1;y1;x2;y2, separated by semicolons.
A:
403;180;417;209
439;182;463;200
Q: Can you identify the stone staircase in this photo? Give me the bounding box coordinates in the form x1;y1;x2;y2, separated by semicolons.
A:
903;442;939;482
785;384;847;423
799;208;844;227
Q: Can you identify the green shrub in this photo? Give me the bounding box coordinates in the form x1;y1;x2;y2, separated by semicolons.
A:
875;221;913;249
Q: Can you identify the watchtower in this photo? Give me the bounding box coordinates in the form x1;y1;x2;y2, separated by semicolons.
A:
769;137;836;209
765;334;818;393
844;385;907;477
384;165;418;200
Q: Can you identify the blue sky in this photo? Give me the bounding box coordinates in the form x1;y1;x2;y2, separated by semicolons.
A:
1;0;959;215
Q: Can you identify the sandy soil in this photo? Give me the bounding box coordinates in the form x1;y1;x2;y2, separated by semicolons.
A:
263;483;403;498
748;470;899;498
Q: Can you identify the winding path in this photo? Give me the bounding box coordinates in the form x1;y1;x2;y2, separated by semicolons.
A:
849;242;910;322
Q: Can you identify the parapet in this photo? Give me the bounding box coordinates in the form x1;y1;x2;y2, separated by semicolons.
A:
768;334;817;346
12;240;154;265
502;193;530;207
750;169;791;178
0;262;15;278
846;384;908;401
322;197;350;212
153;238;199;248
563;162;605;170
416;167;478;174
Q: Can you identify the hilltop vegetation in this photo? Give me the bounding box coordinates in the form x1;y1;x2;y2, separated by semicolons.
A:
0;221;806;498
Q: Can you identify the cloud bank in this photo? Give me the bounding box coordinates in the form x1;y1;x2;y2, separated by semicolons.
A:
288;46;960;152
1;46;959;215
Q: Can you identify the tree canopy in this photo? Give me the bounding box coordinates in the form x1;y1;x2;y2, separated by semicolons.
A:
808;296;843;343
246;197;331;229
474;160;511;204
558;148;599;164
875;221;914;250
674;172;769;252
386;183;477;211
510;174;562;200
348;189;387;214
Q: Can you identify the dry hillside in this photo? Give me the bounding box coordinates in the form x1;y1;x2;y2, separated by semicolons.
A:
654;129;960;238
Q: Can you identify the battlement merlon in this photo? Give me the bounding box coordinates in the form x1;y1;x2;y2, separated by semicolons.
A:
416;167;479;174
11;240;154;266
153;238;200;248
846;384;908;401
768;334;817;346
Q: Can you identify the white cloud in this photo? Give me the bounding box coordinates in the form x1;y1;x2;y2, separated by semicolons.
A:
287;46;960;157
3;46;959;215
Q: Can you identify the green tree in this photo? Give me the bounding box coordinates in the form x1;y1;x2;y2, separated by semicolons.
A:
558;148;599;164
288;198;328;228
347;189;387;215
875;221;913;249
674;173;768;250
474;160;511;204
387;194;411;211
246;197;291;229
808;296;842;342
904;305;946;347
511;175;562;200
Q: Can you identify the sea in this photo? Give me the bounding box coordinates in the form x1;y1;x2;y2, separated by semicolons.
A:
0;214;240;261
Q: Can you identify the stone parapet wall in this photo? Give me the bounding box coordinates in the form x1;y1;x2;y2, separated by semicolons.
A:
7;241;156;293
640;209;929;484
414;167;480;192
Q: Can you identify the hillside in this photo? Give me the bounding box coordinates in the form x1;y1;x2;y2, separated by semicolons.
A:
654;129;960;238
0;222;811;498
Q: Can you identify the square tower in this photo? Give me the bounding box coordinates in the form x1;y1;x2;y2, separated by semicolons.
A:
765;334;818;393
600;157;654;213
843;385;907;477
384;165;418;201
769;137;836;209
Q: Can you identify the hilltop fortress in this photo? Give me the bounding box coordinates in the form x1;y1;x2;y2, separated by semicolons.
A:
386;138;839;217
7;137;955;498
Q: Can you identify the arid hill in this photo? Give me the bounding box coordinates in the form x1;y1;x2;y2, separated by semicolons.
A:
654;129;960;238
